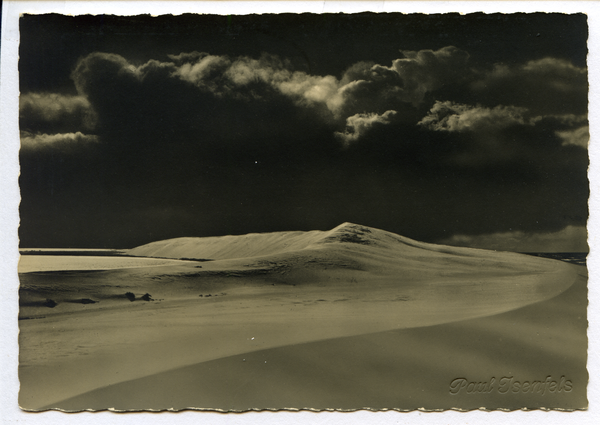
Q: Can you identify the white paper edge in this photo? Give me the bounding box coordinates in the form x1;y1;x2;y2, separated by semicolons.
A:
1;2;598;424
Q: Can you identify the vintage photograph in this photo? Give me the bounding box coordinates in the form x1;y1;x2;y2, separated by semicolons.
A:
16;12;589;411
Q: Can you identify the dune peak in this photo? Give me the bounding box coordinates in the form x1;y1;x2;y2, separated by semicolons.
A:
126;222;436;262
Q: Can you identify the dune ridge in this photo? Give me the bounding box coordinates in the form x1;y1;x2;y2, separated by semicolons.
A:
126;222;551;273
126;222;487;260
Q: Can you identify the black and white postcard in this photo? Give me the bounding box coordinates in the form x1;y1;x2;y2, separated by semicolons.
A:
1;1;597;420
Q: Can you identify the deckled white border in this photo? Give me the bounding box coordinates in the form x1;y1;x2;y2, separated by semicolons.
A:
1;2;598;424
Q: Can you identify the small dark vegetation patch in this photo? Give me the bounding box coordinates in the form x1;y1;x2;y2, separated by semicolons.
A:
179;257;212;262
79;298;97;304
19;315;46;321
125;292;135;302
44;299;57;308
140;293;154;301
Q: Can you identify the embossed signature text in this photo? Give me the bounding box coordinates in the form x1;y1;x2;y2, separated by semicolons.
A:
449;376;573;395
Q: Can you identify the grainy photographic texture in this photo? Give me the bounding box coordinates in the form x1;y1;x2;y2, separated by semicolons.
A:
18;12;589;412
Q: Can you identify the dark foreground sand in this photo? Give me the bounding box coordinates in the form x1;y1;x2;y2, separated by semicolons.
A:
18;223;587;411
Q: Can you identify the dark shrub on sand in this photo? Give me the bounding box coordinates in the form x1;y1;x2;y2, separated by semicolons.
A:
125;292;135;302
80;298;97;304
140;293;153;301
44;299;57;308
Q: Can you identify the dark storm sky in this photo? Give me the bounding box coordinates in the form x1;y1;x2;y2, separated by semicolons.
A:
18;13;589;249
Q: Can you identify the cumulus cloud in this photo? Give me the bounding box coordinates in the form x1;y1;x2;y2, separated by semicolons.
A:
71;52;140;97
471;57;588;115
414;100;591;172
64;51;339;170
390;46;470;105
62;50;591;163
62;51;590;170
170;53;343;113
418;101;528;132
20;131;99;151
417;101;535;165
282;46;469;119
69;47;471;127
20;93;97;133
167;51;210;65
556;125;589;148
19;51;589;249
334;110;397;146
172;54;232;93
71;51;334;127
332;46;470;118
277;72;341;110
337;46;470;108
437;225;588;252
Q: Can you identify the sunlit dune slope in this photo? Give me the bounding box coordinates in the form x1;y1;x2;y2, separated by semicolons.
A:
127;222;495;261
127;222;558;277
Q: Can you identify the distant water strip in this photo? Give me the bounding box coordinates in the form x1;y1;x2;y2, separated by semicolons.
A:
521;252;587;266
18;255;196;273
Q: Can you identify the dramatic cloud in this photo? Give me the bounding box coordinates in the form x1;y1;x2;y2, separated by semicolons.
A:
335;110;397;146
438;225;588;252
172;54;232;93
332;46;470;119
169;53;343;116
415;101;589;169
390;46;470;105
66;46;585;146
418;101;528;133
17;14;589;249
20;131;99;151
19;93;97;133
67;47;470;129
276;72;340;112
471;57;588;115
167;51;210;65
71;52;139;96
556;125;589;148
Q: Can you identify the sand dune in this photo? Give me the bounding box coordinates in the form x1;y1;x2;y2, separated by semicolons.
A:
46;273;588;411
18;223;586;410
128;222;540;264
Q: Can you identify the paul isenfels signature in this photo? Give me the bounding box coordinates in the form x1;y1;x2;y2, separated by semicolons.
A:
449;376;573;395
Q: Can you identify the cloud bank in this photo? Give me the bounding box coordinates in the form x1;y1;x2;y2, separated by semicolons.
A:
20;93;97;134
438;225;588;253
18;14;588;249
